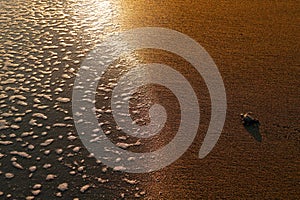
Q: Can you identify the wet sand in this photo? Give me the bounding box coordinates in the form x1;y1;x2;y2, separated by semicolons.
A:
0;0;299;199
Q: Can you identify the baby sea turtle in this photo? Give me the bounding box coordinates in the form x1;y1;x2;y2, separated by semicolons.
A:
240;112;260;126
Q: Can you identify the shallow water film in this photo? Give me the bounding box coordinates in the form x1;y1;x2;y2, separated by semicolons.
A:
0;0;299;199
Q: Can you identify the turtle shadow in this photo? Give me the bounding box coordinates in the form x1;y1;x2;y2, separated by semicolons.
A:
243;123;262;142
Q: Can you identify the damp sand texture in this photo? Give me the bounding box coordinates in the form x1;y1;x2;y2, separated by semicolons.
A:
0;0;299;199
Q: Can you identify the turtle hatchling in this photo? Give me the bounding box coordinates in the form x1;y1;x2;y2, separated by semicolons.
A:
240;112;260;126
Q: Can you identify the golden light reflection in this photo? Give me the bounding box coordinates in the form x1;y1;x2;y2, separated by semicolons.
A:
70;0;120;41
70;1;176;197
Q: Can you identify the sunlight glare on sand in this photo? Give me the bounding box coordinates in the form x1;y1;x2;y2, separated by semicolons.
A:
70;0;119;40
